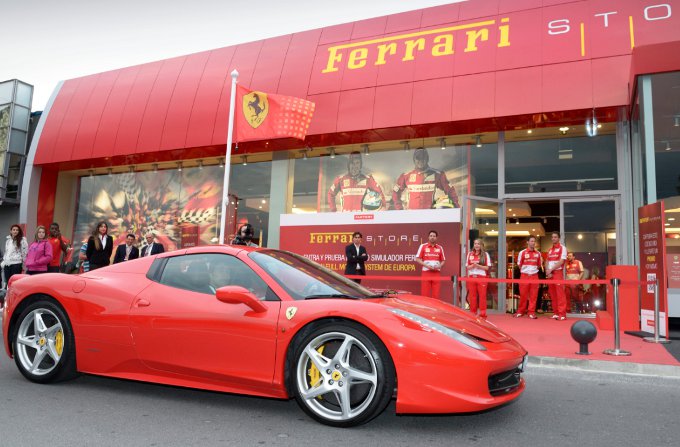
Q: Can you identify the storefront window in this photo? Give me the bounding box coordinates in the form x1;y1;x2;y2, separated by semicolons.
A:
292;135;497;213
73;160;272;250
505;129;618;194
650;72;680;202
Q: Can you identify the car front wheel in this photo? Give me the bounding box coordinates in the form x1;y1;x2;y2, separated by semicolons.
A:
290;321;395;427
13;300;77;383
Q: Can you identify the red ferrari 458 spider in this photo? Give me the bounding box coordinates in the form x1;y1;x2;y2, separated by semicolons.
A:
2;246;527;427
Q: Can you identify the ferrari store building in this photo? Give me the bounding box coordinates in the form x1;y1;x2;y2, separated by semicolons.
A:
21;0;680;315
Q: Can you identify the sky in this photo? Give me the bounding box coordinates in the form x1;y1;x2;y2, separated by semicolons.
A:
2;0;464;111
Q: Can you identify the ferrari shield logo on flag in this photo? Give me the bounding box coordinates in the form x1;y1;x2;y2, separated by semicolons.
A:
235;85;315;142
242;91;269;128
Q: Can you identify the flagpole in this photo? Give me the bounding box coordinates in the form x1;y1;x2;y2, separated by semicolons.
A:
219;69;239;245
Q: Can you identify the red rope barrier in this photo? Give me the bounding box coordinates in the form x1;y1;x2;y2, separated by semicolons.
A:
344;274;652;286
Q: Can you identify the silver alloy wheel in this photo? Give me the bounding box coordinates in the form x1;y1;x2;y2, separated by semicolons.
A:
296;331;378;422
15;308;64;376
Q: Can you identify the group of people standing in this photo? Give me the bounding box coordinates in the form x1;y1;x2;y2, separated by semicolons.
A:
80;222;165;272
463;232;580;321
514;232;570;320
343;229;447;300
1;223;70;282
0;221;167;285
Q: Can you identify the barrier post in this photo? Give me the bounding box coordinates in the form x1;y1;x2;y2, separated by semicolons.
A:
644;278;671;344
604;278;631;356
452;275;459;307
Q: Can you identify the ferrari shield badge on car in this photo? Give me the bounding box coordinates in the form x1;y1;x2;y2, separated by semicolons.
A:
286;306;298;320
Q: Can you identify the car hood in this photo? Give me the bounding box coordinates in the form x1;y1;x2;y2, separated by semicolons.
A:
371;295;511;343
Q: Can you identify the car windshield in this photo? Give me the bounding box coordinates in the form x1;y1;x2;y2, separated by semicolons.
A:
249;250;379;300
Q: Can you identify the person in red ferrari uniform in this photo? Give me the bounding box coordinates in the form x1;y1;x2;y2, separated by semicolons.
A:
546;232;568;320
565;252;584;312
465;238;492;319
415;230;446;300
328;151;386;212
392;147;460;210
515;236;542;319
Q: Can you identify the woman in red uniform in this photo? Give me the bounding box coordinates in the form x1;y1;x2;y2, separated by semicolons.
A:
466;238;491;319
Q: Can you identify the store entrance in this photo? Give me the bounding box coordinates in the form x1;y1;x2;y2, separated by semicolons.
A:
505;198;618;316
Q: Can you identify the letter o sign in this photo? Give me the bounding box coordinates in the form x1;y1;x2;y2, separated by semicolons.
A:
644;4;671;21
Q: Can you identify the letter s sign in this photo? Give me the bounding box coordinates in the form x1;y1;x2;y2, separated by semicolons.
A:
548;19;570;35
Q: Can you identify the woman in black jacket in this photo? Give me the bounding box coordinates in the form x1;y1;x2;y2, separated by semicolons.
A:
86;221;114;270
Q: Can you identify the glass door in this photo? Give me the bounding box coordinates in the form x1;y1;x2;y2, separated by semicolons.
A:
560;197;620;315
462;196;506;313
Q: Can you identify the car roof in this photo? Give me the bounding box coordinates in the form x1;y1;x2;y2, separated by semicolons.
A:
180;244;261;256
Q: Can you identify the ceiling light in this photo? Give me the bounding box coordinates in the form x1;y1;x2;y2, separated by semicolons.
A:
586;115;598;137
439;138;446;150
527;129;533;134
666;141;671;151
402;141;410;151
577;234;583;240
242;156;248;165
329;147;336;158
362;144;370;156
261;199;266;204
475;135;482;148
219;158;224;168
302;150;308;160
559;126;569;134
597;124;602;128
177;162;183;172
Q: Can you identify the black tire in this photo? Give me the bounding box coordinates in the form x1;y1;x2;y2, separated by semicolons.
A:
288;321;395;427
13;300;78;383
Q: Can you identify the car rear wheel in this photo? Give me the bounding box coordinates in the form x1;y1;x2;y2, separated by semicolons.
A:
290;321;395;427
13;300;77;383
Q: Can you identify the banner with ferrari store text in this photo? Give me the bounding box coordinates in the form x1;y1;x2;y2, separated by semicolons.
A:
280;209;460;300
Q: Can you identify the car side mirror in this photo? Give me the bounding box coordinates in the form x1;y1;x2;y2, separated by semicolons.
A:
215;286;267;313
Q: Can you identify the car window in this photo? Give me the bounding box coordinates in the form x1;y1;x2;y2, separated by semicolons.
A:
158;253;274;301
249;250;377;301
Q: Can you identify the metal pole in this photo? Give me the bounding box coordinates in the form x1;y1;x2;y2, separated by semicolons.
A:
452;275;459;307
644;278;671;344
604;278;631;356
218;69;239;245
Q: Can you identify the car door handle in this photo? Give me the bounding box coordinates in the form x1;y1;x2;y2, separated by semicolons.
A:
134;299;151;308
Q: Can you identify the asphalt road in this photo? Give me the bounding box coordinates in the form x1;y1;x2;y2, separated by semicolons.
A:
1;325;679;447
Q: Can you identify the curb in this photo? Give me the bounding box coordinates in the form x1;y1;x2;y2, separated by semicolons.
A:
528;355;680;378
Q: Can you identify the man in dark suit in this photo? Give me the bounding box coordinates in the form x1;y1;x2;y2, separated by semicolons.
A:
141;232;165;257
113;234;140;264
345;231;368;284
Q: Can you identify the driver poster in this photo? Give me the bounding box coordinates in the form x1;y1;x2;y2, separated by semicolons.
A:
322;147;466;212
280;209;461;299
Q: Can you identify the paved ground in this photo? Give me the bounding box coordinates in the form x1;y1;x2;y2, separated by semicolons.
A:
1;350;679;447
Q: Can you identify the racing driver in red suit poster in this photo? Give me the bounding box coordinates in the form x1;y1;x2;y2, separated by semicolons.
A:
328;151;386;212
392;147;460;210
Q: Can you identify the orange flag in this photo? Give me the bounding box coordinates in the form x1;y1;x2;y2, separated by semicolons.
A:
234;85;315;142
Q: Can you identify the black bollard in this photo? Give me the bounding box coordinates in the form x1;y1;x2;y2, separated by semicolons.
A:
570;320;597;355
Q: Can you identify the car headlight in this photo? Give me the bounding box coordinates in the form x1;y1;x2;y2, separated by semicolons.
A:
390;308;486;351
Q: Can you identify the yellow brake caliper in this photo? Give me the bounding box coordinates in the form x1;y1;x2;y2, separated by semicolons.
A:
55;330;64;357
308;345;325;400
